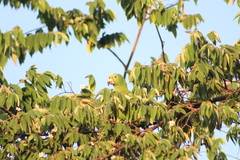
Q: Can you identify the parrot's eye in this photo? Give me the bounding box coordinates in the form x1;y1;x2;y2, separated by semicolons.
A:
114;75;118;78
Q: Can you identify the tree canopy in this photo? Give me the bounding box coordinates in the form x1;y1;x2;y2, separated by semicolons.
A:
0;0;240;159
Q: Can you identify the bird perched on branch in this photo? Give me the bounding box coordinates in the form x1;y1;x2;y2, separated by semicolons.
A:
107;74;129;94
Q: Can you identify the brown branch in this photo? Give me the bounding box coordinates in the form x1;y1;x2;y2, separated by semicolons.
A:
93;92;238;160
0;107;15;117
107;48;126;69
93;124;160;160
155;26;166;63
93;144;126;160
138;124;160;137
183;89;240;109
180;113;194;130
67;82;76;95
127;122;140;130
81;130;102;134
124;13;147;78
176;91;240;129
24;26;47;35
191;95;229;109
130;148;138;160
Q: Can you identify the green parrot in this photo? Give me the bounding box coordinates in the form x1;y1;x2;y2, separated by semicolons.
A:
107;74;129;94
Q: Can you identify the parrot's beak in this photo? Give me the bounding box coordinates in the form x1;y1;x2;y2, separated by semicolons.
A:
107;79;114;86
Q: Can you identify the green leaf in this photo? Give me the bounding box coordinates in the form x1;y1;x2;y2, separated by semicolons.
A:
51;96;61;111
205;101;213;118
3;32;11;48
56;31;69;42
6;94;14;109
97;32;129;49
134;66;140;86
145;66;151;86
85;75;96;92
121;0;131;11
26;69;37;81
234;12;240;21
39;0;47;12
20;116;27;132
171;150;179;160
56;75;63;88
115;124;122;136
140;105;147;117
168;78;175;98
150;107;157;122
0;92;7;106
84;145;91;157
0;50;8;68
181;14;204;30
207;31;221;45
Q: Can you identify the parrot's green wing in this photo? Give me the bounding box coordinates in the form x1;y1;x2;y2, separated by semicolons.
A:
107;74;129;94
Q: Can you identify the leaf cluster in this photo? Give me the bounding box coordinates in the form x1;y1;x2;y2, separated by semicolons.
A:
0;0;129;69
0;0;240;160
0;29;240;159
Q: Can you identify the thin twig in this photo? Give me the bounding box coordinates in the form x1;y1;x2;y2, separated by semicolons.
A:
0;107;15;117
24;26;47;35
81;130;102;134
67;82;76;95
124;12;147;78
94;144;126;160
93;124;159;160
155;26;166;63
54;91;75;97
107;48;126;69
165;2;179;10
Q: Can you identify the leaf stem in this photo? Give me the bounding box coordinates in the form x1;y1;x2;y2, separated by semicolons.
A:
67;82;76;95
155;26;166;63
0;107;15;117
107;48;126;69
24;26;47;35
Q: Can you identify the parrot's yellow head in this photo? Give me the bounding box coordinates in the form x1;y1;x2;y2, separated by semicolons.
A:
107;74;120;86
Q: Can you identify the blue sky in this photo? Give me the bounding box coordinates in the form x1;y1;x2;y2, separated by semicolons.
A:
1;0;240;159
